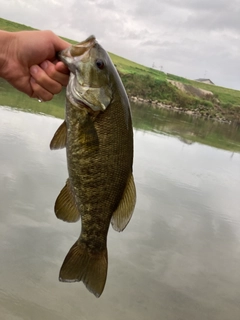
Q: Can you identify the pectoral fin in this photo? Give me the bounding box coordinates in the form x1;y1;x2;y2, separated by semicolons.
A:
111;173;136;232
55;179;80;222
50;121;67;150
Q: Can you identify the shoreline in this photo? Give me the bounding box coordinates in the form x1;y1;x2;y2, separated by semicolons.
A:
130;96;233;124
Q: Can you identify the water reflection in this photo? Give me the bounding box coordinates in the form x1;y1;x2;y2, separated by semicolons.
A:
0;106;240;320
131;103;240;153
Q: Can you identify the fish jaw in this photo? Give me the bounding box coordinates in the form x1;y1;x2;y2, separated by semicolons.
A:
71;35;97;57
58;35;97;73
58;36;112;112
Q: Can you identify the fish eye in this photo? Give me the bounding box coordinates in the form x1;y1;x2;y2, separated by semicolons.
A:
95;59;105;70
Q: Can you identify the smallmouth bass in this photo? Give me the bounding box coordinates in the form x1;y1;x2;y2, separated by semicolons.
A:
50;36;136;297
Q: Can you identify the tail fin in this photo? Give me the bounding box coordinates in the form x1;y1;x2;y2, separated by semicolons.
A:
59;240;108;298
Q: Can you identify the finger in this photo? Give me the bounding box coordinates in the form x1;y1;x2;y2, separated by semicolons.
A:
30;65;62;94
40;61;69;86
30;78;53;101
55;61;69;75
46;31;70;52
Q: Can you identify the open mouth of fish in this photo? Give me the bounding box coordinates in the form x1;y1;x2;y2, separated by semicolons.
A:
59;35;97;64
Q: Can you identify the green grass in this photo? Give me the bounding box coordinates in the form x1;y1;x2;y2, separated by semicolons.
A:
167;73;240;106
0;17;34;31
109;52;166;79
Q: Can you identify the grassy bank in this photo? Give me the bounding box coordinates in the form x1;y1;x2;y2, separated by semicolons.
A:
0;17;240;123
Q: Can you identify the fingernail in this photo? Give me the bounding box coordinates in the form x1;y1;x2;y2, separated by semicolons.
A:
41;61;48;70
30;66;38;75
30;77;36;83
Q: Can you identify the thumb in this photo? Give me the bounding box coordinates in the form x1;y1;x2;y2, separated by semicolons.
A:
48;31;70;52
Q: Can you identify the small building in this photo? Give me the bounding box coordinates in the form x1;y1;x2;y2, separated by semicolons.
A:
195;78;215;85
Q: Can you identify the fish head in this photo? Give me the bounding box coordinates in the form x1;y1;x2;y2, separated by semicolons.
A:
59;35;113;112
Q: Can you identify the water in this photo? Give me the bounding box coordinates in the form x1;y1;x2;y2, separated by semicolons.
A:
0;105;240;320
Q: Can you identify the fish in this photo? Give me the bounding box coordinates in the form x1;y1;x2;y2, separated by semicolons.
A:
50;35;136;297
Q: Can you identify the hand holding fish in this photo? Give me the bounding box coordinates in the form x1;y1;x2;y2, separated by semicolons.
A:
0;30;70;101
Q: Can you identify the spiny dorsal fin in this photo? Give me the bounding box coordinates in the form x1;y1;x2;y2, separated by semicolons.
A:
55;179;80;222
50;120;67;150
59;240;108;298
111;173;136;232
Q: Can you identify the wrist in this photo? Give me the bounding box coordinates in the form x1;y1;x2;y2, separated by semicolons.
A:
0;31;17;80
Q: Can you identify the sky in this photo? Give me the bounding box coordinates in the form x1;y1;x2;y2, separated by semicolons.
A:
1;0;240;90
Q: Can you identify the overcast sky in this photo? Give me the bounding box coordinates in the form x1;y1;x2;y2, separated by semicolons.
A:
1;0;240;90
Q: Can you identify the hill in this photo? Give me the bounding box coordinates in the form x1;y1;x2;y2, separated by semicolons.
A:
0;17;240;123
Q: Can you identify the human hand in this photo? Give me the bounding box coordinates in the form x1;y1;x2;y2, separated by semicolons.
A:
0;30;70;101
30;59;69;102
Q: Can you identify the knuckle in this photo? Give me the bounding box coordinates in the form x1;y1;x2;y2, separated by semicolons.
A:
44;64;60;80
33;68;46;82
43;30;55;38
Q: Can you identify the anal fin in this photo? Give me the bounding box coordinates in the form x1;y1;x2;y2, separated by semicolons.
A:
50;120;67;150
111;173;136;232
55;179;80;222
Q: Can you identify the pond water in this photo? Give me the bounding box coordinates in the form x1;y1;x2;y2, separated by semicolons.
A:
0;105;240;320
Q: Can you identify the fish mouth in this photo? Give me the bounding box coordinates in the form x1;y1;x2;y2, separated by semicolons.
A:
58;35;97;64
71;35;96;56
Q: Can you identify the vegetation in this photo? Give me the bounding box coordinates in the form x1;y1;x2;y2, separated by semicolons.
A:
167;73;240;106
0;17;240;123
0;17;34;32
